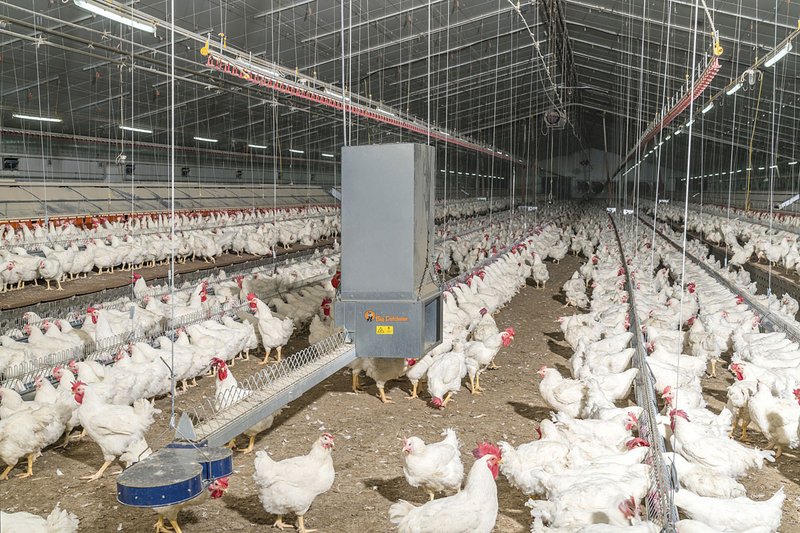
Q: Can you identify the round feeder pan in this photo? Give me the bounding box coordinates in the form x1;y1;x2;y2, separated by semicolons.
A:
165;444;234;481
117;451;203;508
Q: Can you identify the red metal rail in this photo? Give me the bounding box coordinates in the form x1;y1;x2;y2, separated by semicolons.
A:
205;53;524;165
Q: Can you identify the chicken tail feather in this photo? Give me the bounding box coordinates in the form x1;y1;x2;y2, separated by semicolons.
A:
388;500;417;526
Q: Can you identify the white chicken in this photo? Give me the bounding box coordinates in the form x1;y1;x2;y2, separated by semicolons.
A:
537;366;588;419
746;382;800;458
669;410;774;479
401;428;464;500
426;344;467;409
72;381;160;481
248;293;294;364
673;487;785;533
0;504;79;533
253;433;335;533
210;358;275;453
389;442;501;533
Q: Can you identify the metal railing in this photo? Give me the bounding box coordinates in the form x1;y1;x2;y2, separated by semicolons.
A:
179;331;355;447
608;214;679;530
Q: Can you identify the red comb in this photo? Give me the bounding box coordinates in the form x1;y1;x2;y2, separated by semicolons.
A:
472;441;501;460
71;380;86;393
215;477;229;488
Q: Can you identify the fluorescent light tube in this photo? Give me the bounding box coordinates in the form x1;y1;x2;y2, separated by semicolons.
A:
675;129;683;135
248;144;268;149
194;136;218;143
758;167;765;170
764;42;792;68
74;0;156;34
726;82;743;95
770;165;778;169
789;161;798;166
701;102;714;114
321;153;335;158
665;135;671;141
13;113;61;123
120;125;152;134
289;149;305;154
686;120;695;126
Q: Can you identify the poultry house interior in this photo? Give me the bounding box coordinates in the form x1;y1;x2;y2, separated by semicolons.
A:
2;0;800;532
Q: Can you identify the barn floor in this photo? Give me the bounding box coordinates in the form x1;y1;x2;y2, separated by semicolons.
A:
1;253;798;532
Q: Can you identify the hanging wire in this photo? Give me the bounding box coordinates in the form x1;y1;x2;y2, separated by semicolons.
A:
650;0;675;271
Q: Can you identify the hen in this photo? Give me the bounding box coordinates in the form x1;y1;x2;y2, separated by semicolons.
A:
673;487;785;533
210;358;275;453
669;410;774;478
72;381;160;481
426;344;467;409
253;433;335;533
402;428;464;500
537;366;588;418
0;504;79;533
389;442;501;533
464;328;514;393
248;294;294;364
746;383;800;458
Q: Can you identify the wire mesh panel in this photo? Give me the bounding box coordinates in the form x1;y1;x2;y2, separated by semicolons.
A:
186;331;355;447
608;215;679;530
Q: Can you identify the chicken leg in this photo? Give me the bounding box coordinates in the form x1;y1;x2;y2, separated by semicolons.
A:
469;375;482;395
377;386;394;404
351;373;363;393
0;464;14;480
442;391;454;406
275;346;283;363
81;460;113;481
15;453;35;479
774;444;783;459
405;381;419;399
273;516;289;530
297;515;317;533
236;435;257;454
154;516;183;533
259;348;272;365
427;490;435;501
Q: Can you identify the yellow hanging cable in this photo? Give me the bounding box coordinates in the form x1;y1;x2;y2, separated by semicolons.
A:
744;72;764;211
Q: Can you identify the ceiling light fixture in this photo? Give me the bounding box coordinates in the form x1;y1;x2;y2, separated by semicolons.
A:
194;136;218;143
255;0;315;18
321;153;335;158
788;161;798;166
13;113;62;123
120;125;152;134
74;0;156;34
248;144;268;149
289;148;305;154
701;102;714;114
726;82;743;95
764;42;792;68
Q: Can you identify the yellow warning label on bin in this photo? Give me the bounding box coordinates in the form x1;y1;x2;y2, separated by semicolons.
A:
376;326;394;335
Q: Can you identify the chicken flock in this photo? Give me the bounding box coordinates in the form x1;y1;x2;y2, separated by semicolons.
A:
1;204;798;533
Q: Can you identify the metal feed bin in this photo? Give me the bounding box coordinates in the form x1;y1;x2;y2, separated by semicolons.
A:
335;143;442;358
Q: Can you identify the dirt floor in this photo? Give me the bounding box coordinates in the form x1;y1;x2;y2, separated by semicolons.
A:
1;253;799;532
